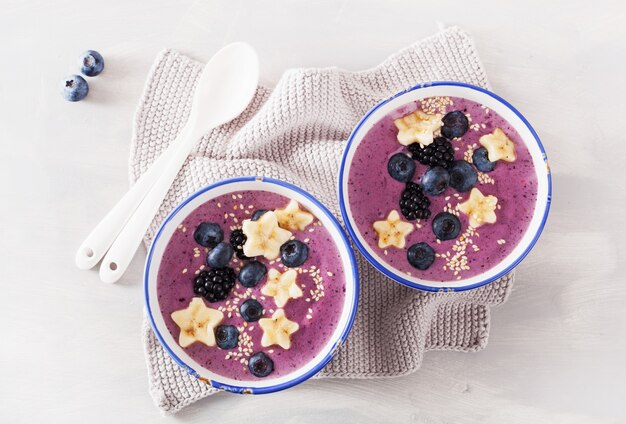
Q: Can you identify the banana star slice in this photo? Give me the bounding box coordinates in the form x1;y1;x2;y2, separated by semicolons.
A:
261;268;303;308
393;109;443;147
259;309;299;350
373;210;414;249
170;297;224;348
274;200;314;231
457;188;498;228
479;127;517;162
242;211;292;260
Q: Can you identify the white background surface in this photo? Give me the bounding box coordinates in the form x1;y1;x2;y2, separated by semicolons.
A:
1;1;625;423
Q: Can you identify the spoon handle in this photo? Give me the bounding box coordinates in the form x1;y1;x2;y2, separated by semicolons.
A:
99;122;201;283
74;124;190;270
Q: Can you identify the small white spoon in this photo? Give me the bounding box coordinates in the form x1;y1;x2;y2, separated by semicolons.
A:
77;42;258;282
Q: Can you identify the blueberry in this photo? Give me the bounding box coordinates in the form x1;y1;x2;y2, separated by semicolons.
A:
240;299;264;322
432;212;461;240
215;325;239;349
60;75;89;102
194;222;223;248
280;240;309;267
239;261;267;288
472;147;496;172
448;160;477;192
407;242;436;270
441;110;469;139
251;210;268;221
79;50;105;77
248;352;274;377
206;242;234;268
420;166;450;196
387;153;416;183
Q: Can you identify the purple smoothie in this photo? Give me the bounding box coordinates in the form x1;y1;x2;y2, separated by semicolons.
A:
347;96;537;282
157;190;346;381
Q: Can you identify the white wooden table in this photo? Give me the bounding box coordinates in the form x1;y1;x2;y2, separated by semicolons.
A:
1;1;624;422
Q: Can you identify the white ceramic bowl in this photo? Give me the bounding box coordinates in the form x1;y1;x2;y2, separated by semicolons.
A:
338;82;551;292
145;176;359;394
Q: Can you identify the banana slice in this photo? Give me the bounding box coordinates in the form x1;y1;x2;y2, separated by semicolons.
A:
261;268;303;307
274;200;314;231
394;110;442;147
259;309;299;350
457;188;498;228
479;128;517;162
242;211;292;260
373;210;414;249
170;297;224;348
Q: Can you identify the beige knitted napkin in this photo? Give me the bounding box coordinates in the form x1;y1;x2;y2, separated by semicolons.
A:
132;26;514;413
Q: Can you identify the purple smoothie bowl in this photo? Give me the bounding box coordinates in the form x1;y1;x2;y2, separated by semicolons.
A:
338;82;551;292
144;176;359;394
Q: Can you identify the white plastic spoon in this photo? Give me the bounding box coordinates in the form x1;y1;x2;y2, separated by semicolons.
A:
80;42;258;281
75;130;188;270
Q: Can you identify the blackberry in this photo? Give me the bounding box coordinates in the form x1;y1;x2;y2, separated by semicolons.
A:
399;182;431;221
193;268;236;302
230;229;249;260
408;137;455;169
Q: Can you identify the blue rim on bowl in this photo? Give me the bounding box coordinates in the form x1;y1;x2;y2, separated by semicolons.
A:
144;176;360;394
338;81;551;292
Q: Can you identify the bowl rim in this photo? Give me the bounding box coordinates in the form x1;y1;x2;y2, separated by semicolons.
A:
144;176;360;394
338;81;552;292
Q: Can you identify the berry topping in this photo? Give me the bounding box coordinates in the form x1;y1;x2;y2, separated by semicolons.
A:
193;268;236;303
248;352;274;377
399;182;431;221
441;110;469;139
448;160;478;192
251;210;268;221
387;153;416;183
280;240;309;267
407;242;436;270
420;166;450;196
472;147;497;172
206;242;234;269
194;222;223;248
238;260;267;288
432;212;462;240
408;137;455;169
60;75;89;102
79;50;105;77
215;325;239;350
240;299;264;322
229;228;249;259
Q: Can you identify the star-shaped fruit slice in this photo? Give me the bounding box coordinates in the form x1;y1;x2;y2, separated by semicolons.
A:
457;188;498;228
242;211;292;260
259;309;299;350
479;128;517;162
170;297;224;348
394;110;442;147
274;200;314;231
261;268;303;307
373;210;414;249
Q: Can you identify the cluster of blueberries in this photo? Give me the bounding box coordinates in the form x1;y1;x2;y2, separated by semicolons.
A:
60;50;105;102
189;210;309;377
386;110;497;270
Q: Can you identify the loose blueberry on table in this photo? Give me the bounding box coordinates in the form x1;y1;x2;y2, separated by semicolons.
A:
359;95;537;281
159;192;345;380
79;50;105;77
60;75;89;102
